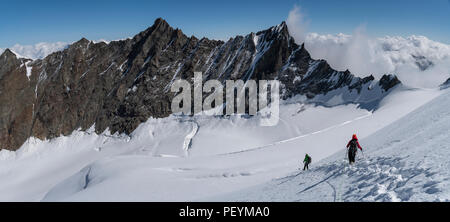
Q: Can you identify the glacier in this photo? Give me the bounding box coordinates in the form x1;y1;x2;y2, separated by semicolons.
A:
0;85;445;201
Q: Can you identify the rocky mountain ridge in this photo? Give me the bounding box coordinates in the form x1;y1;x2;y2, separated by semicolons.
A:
0;18;400;150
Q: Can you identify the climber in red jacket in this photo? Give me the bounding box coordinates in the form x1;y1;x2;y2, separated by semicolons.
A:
346;134;363;164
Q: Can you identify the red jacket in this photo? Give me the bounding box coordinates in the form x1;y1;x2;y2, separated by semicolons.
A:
347;135;362;151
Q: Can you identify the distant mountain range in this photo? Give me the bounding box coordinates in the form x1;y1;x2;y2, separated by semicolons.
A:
0;18;401;151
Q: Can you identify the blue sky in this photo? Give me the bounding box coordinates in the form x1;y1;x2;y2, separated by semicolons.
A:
1;0;449;48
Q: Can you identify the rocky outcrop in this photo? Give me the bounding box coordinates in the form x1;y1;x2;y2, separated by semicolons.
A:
379;74;401;92
441;77;450;89
0;18;401;151
0;50;36;150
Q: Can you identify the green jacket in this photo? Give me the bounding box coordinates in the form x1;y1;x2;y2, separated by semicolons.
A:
304;155;311;163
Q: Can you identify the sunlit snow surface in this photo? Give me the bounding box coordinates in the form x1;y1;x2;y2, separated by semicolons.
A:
219;88;450;202
0;87;445;201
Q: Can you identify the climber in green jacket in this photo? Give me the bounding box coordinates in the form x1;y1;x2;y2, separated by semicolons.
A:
303;154;312;171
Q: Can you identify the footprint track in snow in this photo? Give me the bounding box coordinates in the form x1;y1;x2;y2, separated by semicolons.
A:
290;155;440;202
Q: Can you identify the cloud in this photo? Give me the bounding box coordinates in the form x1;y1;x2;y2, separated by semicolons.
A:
0;42;69;60
286;5;309;44
286;5;450;88
303;31;450;88
0;37;133;60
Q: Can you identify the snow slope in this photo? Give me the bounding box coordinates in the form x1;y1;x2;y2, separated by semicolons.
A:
217;87;450;202
0;86;443;201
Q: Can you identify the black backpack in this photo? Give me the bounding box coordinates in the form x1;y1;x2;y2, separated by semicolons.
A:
349;139;358;153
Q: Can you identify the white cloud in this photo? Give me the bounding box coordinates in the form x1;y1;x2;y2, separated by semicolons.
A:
0;42;69;60
286;5;450;88
0;36;136;61
286;5;309;44
12;42;69;59
304;32;450;88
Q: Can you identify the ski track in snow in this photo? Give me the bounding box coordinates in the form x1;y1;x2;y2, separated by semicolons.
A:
220;111;372;156
325;181;337;202
220;89;450;202
249;155;439;202
0;86;446;202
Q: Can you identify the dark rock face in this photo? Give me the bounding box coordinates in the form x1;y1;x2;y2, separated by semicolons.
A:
379;74;401;92
0;18;401;151
441;77;450;89
0;50;36;150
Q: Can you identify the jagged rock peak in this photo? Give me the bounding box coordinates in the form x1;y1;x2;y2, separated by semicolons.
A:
257;20;290;38
78;37;90;44
133;17;175;43
0;48;17;59
0;17;403;151
276;21;291;38
154;17;168;26
272;21;288;33
150;17;172;33
379;74;401;91
70;37;91;49
297;42;311;59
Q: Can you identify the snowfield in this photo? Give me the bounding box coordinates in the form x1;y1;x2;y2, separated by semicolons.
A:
218;87;450;202
0;86;446;201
